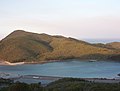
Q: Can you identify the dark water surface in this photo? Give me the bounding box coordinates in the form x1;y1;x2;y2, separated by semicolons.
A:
0;60;120;78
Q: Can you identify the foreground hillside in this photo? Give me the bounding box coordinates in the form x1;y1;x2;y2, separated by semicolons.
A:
0;78;120;91
0;30;119;62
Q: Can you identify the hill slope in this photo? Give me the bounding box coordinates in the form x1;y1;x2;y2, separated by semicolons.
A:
0;30;119;62
106;42;120;50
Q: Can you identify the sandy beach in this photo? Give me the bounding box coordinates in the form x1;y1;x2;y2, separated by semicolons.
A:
0;61;25;66
0;59;62;66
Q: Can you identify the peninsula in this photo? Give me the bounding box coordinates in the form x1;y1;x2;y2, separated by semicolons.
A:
0;30;119;63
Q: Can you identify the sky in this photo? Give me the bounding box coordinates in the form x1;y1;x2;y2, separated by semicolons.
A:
0;0;120;41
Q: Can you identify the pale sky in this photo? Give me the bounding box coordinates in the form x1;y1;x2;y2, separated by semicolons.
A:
0;0;120;40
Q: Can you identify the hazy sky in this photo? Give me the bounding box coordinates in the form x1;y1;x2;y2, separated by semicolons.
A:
0;0;120;40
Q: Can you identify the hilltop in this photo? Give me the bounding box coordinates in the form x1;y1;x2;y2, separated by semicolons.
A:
0;30;119;63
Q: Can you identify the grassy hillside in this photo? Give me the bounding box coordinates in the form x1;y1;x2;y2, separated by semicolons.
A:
106;42;120;49
0;30;53;62
0;30;119;62
46;78;120;91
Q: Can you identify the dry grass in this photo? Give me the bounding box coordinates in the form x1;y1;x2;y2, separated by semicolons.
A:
0;30;119;62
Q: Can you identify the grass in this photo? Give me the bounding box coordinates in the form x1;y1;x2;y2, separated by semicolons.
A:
0;30;119;62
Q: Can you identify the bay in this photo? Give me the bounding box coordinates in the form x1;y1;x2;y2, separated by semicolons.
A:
0;59;120;78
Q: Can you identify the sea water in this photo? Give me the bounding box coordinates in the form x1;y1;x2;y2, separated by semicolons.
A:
0;59;120;78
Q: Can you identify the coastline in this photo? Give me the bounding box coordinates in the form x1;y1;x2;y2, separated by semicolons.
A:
0;60;61;66
13;75;120;84
0;59;119;66
0;61;25;66
0;73;120;84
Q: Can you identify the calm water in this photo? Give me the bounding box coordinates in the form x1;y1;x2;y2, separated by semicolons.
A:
0;60;120;78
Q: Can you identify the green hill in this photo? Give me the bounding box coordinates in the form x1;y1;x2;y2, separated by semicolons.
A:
0;30;119;62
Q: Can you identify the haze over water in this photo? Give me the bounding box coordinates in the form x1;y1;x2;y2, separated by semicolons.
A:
84;39;120;43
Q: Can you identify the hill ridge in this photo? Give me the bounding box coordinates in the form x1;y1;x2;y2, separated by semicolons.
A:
0;30;119;62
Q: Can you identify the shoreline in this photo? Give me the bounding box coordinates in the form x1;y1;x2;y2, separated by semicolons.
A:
0;74;120;84
0;59;119;66
0;59;64;66
0;61;25;66
10;75;120;84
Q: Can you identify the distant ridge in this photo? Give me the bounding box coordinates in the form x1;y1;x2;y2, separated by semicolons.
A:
106;42;120;49
0;30;119;63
